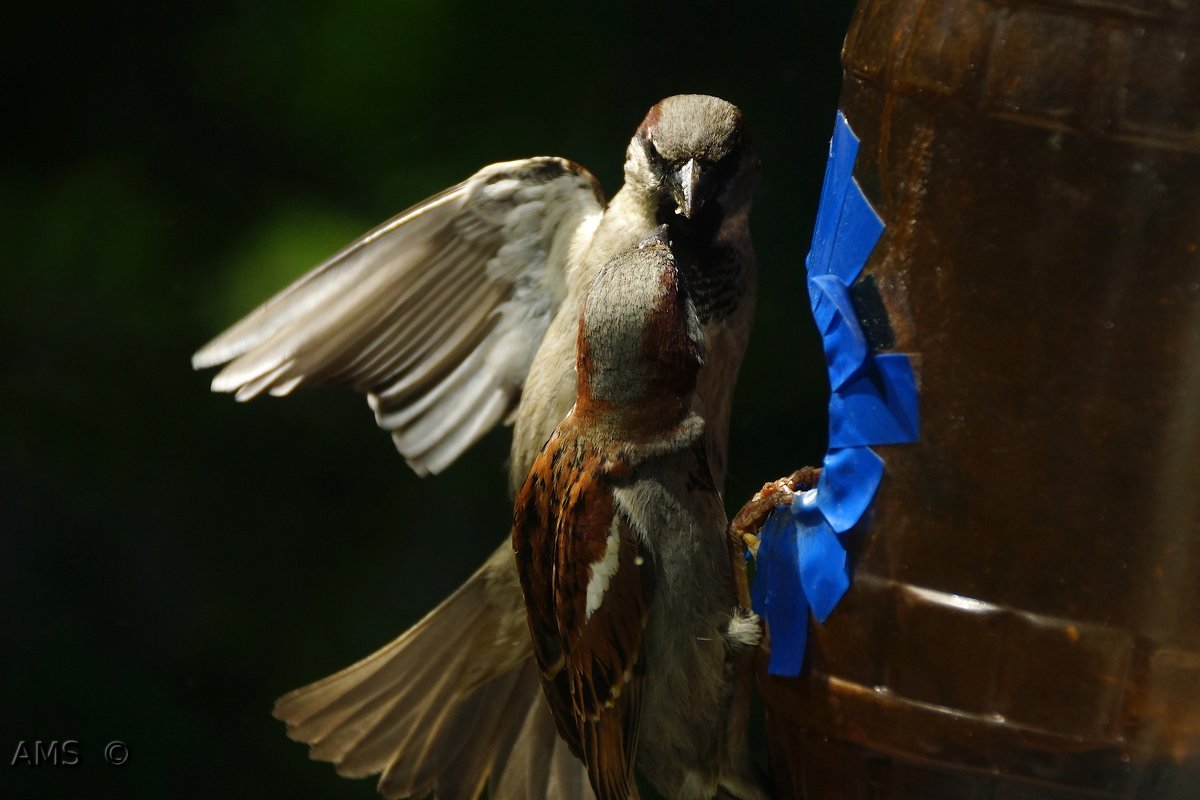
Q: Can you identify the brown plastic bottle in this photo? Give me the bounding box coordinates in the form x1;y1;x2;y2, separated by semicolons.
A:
762;1;1200;797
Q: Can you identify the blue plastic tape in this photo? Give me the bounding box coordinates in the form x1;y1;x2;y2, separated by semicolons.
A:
809;273;869;392
753;110;921;677
750;508;808;675
828;354;921;448
816;447;884;534
794;492;849;622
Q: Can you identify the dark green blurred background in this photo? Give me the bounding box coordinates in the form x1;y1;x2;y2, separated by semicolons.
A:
4;2;853;797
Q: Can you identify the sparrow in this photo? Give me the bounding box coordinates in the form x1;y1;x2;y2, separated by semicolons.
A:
193;95;759;799
513;229;767;800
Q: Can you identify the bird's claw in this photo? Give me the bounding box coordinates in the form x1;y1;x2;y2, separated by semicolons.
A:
731;467;822;559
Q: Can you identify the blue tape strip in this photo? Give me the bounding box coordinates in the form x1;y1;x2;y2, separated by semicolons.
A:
799;524;848;624
828;354;921;448
829;185;885;284
873;353;921;439
749;490;854;674
809;274;869;392
795;492;849;622
807;111;884;285
751;508;809;675
816;447;884;534
755;110;921;677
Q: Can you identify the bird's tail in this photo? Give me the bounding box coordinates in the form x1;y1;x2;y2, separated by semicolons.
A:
273;543;594;800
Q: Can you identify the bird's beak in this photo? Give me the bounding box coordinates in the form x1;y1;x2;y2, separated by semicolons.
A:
673;158;703;219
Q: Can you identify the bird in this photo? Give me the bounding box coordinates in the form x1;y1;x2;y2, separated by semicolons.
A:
512;228;767;800
192;94;760;799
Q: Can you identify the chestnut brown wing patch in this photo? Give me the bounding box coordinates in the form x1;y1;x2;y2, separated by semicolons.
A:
512;430;654;800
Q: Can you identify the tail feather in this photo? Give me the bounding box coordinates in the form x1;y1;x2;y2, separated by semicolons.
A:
327;670;457;776
383;666;526;800
277;575;494;770
273;542;595;799
490;675;595;800
545;725;594;800
491;681;556;800
302;624;480;768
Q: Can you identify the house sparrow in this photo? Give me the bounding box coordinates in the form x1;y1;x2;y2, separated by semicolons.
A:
193;95;759;799
513;229;767;800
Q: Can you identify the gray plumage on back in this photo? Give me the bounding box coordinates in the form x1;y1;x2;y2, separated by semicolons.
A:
195;96;759;800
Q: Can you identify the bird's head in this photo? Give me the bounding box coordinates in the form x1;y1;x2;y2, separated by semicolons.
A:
625;94;759;222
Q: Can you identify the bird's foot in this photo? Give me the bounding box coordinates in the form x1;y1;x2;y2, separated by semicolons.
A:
731;467;821;559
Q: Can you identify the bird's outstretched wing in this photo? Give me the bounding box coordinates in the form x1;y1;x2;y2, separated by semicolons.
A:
193;157;605;475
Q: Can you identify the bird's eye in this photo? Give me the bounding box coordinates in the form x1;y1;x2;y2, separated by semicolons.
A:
647;143;668;165
708;146;743;187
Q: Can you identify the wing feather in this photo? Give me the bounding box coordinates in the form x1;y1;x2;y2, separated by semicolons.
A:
312;239;490;385
513;431;652;800
194;157;605;475
193;184;466;369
